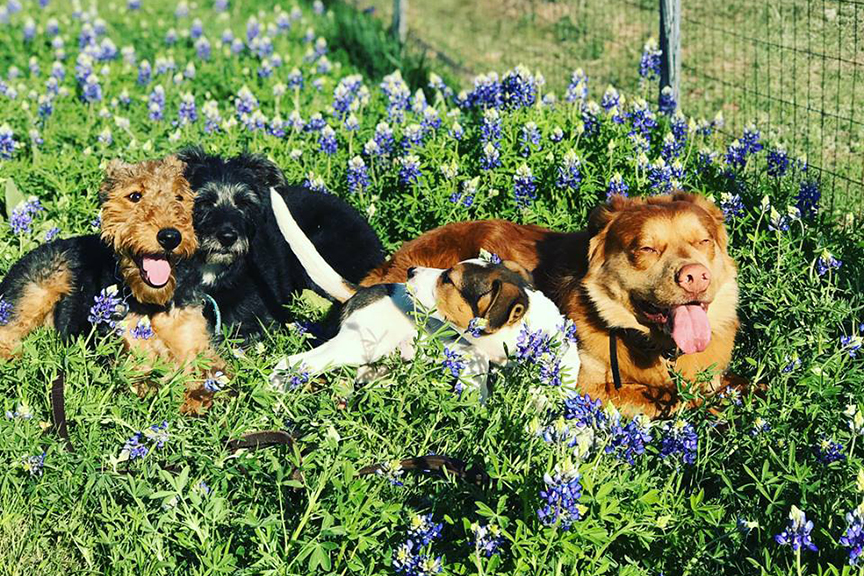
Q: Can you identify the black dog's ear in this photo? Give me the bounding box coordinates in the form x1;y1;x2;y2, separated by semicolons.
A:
176;146;213;186
233;153;286;192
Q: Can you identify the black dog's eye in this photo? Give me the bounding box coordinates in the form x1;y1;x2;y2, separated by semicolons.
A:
235;193;254;208
127;191;142;203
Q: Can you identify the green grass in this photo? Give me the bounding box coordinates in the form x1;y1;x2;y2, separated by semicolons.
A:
0;0;863;574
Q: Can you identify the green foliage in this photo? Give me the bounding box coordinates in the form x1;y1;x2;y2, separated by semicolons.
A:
0;1;862;575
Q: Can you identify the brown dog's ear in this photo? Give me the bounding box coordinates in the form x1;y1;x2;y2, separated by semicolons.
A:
588;193;631;236
501;260;533;285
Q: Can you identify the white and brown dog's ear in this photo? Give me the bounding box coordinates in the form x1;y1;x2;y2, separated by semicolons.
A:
478;279;529;331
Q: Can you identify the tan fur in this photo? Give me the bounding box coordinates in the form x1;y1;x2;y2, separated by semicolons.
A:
362;194;743;418
100;156;197;306
0;259;73;358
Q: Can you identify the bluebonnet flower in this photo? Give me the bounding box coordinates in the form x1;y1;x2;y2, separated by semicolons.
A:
719;192;745;218
659;419;698;465
287;68;303;91
516;325;553;363
154;56;176;76
401;124;424;151
9;198;43;234
242;110;268;132
245;15;260;41
203;371;228;393
607;173;629;199
816;249;842;277
305;172;328;193
230;38;244;54
82;74;102;103
599;86;621;113
842;334;863;358
220;28;234;44
374;459;405;486
471;523;504;557
427;72;452;98
177;92;197;125
513;164;537;207
647;157;673;193
775;506;818;552
164;28;178;45
556;150;581;190
97;127;112;146
448;121;464;141
606;414;653;464
449;178;477;208
658;86;676;115
781;355;801;373
22;453;45;477
661;132;684;160
565;69;588;103
314;37;329;58
5;403;32;419
408;514;443;547
767;146;790;177
537;462;584;530
332;74;363;118
318;125;338;155
578;100;600;136
550;126;564;143
0;124;18;160
464;72;502;109
520;122;542;156
304;112;327;132
737;518;760;535
137;60;151;85
726;124;763;169
128;0;140;8
346;156;370;194
267;115;286;137
767;207;791;232
393;541;442;576
841;504;864;566
639;38;662;82
750;417;770;436
480;108;501;146
627;98;657;138
381;70;411;122
189;18;203;39
147;85;165;121
501;64;537;109
410;88;428;113
480;142;501;171
399;155;422;185
121;432;149;460
23;17;35;41
420;107;441;133
466;317;486;338
195;36;211;60
0;297;12;325
202;100;221;133
27;57;40;78
91;215;101;229
813;437;845;463
563;393;606;428
373;122;395;156
796;180;820;219
235;86;258;117
130;317;153;340
88;285;126;332
97;38;118;61
74;55;94;83
44;226;60;241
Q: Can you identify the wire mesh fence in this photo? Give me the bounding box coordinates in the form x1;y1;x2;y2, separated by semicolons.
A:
350;0;864;212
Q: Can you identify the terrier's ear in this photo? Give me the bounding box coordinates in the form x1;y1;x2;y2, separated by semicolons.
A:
99;159;133;203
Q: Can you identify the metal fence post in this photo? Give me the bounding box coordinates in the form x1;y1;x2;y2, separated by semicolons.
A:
392;0;408;44
659;0;681;107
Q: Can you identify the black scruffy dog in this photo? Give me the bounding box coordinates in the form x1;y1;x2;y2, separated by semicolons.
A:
178;148;385;339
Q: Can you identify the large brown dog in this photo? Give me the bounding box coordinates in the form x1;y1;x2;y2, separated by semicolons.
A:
362;193;740;418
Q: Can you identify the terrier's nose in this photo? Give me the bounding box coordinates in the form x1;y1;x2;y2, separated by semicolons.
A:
677;263;711;295
406;266;417;279
216;227;238;247
157;228;182;251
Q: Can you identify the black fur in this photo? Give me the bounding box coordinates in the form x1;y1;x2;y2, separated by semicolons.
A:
178;148;385;338
0;235;203;339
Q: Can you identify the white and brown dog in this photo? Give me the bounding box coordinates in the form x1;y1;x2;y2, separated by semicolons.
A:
268;189;580;395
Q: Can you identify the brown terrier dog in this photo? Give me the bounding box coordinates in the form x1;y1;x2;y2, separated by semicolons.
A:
361;193;742;418
0;156;223;413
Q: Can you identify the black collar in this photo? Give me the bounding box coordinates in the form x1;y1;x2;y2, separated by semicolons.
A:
609;329;623;390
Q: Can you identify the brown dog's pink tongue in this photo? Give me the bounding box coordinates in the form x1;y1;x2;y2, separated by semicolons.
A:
669;304;711;354
141;257;171;287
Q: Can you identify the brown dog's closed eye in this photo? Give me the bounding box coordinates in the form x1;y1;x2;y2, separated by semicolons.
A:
477;279;529;331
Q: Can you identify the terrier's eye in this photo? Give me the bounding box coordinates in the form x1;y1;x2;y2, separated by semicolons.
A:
127;191;142;203
175;194;184;202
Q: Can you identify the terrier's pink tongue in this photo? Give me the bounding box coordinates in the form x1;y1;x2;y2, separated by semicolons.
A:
669;304;711;354
141;257;171;287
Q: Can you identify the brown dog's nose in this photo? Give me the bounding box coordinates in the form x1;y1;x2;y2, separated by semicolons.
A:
157;228;182;251
677;263;711;295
